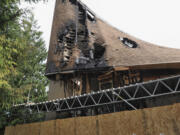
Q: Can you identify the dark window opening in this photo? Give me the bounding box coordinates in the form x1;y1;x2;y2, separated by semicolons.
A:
119;37;138;48
94;43;105;59
89;77;99;91
98;72;113;90
81;75;86;94
69;0;77;4
113;70;142;88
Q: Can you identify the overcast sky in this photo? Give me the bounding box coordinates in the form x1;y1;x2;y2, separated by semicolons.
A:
23;0;180;49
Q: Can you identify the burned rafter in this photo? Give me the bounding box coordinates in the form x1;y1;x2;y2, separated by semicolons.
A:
54;0;106;69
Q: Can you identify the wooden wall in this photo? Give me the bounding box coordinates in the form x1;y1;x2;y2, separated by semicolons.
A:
5;103;180;135
48;80;65;100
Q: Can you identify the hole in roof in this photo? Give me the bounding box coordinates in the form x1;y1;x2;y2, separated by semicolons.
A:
119;37;138;48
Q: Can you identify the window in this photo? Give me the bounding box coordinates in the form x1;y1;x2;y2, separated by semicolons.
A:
119;37;138;48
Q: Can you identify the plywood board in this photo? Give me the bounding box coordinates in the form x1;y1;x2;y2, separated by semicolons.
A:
116;110;145;135
15;124;30;135
98;111;145;135
40;120;55;135
75;116;97;135
143;105;180;135
59;118;75;135
56;119;61;135
171;104;180;134
27;122;41;135
98;113;118;135
4;126;15;135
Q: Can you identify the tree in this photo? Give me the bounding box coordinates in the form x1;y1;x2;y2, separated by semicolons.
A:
10;13;48;104
0;0;46;32
0;1;48;134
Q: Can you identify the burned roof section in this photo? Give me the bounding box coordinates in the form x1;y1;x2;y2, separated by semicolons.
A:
46;0;180;77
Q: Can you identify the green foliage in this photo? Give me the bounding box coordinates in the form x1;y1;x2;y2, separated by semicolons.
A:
0;0;49;134
0;35;22;108
9;14;48;104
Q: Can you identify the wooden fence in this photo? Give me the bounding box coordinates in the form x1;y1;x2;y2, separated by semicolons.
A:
5;103;180;135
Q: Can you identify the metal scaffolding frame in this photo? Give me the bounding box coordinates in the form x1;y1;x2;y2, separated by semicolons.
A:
13;75;180;115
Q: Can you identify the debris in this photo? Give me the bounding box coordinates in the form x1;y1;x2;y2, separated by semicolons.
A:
75;56;90;65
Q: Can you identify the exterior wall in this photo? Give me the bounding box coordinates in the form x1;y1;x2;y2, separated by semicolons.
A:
48;69;180;100
141;69;180;82
5;103;180;135
48;80;65;100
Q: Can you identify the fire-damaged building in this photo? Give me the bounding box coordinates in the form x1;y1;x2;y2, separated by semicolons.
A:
46;0;180;100
5;0;180;135
7;1;180;134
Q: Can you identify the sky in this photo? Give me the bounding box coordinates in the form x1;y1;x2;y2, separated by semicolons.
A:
22;0;180;49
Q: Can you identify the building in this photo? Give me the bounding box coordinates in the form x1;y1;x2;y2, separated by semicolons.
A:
46;0;180;100
5;1;180;134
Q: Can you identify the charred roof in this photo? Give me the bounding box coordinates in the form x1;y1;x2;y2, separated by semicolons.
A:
46;0;180;77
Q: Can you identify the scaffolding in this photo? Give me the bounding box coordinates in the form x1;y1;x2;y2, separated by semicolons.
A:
13;75;180;116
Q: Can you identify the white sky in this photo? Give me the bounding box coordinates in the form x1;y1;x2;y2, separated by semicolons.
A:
22;0;180;49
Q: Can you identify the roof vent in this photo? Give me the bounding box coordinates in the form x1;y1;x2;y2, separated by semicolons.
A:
119;37;138;48
86;10;95;22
